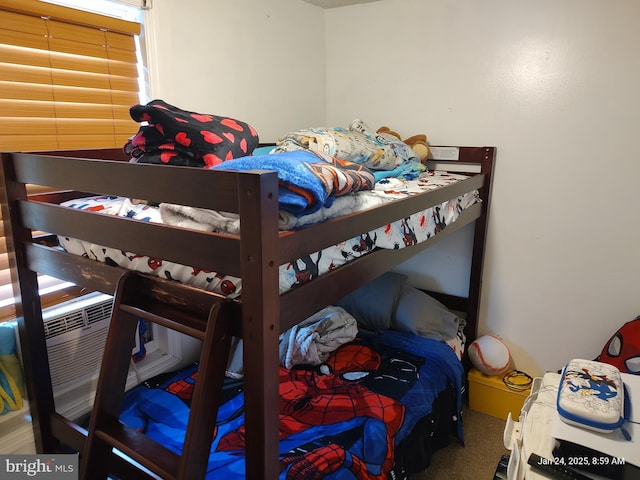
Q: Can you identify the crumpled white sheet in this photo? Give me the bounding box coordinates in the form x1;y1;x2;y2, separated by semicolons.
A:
159;190;392;234
225;306;358;378
278;306;358;369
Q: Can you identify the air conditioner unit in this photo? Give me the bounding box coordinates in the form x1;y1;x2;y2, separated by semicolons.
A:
40;291;201;420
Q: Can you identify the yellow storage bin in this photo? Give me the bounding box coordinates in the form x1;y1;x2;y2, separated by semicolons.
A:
468;368;531;420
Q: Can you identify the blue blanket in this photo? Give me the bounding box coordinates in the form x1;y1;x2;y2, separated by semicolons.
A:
212;150;374;216
120;330;463;479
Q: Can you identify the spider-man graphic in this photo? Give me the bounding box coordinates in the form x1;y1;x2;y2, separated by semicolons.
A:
352;232;377;253
433;206;446;234
291;252;322;286
598;317;640;375
215;342;420;479
400;218;417;247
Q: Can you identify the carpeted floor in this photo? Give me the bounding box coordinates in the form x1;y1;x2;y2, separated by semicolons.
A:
410;404;510;479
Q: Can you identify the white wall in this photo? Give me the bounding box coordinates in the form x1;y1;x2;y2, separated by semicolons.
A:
325;0;640;375
148;0;640;377
146;0;327;140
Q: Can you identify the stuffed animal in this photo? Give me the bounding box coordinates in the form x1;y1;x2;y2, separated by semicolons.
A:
376;126;431;162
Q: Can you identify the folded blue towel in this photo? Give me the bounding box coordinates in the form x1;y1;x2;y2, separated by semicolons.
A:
214;150;374;217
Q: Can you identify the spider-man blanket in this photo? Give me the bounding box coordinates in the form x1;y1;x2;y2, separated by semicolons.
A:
119;330;464;479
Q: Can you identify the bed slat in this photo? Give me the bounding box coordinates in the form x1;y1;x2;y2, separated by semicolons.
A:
19;200;243;276
11;153;277;213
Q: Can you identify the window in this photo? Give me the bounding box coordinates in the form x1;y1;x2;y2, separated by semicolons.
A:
0;0;146;321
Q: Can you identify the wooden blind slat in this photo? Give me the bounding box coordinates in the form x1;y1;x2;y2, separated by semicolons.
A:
0;99;56;118
0;43;50;69
54;70;138;92
106;31;137;52
0;118;137;136
0;62;54;86
1;135;64;151
46;18;109;46
0;58;107;83
0;100;133;121
111;90;140;106
0;80;54;101
0;134;135;151
1;111;137;140
57;134;132;150
50;54;109;75
48;37;111;60
55;118;137;136
0;27;48;50
50;70;138;92
105;47;138;64
56;86;138;105
0;83;138;106
0;118;58;136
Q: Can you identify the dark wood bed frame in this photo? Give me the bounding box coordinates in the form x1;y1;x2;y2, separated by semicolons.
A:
0;145;495;480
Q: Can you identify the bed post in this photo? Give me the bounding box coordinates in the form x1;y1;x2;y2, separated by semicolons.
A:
464;147;495;354
0;153;58;452
237;171;281;479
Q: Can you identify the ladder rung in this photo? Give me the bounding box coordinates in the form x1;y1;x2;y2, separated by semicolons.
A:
119;304;207;340
95;422;180;480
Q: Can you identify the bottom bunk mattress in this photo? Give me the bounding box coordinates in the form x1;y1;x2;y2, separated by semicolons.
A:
119;329;465;479
57;171;479;299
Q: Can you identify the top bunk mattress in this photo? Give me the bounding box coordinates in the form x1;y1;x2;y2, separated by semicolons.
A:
57;170;479;299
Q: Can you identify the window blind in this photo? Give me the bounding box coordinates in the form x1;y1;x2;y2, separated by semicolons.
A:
0;0;141;150
0;0;142;320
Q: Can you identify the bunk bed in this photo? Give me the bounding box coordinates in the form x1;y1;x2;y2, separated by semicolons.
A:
0;144;495;479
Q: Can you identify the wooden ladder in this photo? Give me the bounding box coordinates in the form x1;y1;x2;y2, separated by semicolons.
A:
80;271;234;480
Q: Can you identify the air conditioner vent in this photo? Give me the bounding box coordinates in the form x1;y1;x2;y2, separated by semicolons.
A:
85;301;113;325
44;311;85;339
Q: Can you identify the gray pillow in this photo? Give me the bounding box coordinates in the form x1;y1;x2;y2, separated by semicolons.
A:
392;284;465;341
336;272;407;331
